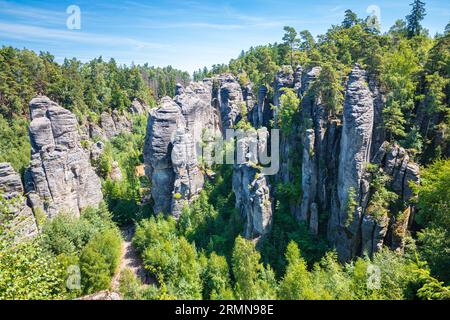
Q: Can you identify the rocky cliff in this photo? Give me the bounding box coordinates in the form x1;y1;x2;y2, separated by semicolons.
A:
250;63;420;260
142;64;419;259
24;96;103;218
232;133;273;242
81;99;149;141
0;163;38;241
143;75;274;240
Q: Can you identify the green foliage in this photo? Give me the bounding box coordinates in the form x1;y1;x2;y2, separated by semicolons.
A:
282;26;300;67
41;203;115;256
79;228;122;294
0;238;67;299
413;159;450;284
366;169;398;222
232;236;277;299
203;252;234;299
415;268;450;300
381;40;421;140
0;195;69;300
342;9;360;28
417;227;450;284
276;87;300;133
118;268;160;300
39;204;121;296
140;64;190;98
278;241;319;299
400;126;423;157
0;115;30;174
193;165;242;257
413;159;450;229
133;215;203;299
102;115;150;225
179;190;218;249
310;63;344;116
344;187;358;227
279;245;425;300
260;199;328;277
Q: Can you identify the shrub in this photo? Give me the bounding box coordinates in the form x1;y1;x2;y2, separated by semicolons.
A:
79;228;122;294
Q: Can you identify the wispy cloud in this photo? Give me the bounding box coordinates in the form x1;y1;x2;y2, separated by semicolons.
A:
0;22;169;50
0;1;66;25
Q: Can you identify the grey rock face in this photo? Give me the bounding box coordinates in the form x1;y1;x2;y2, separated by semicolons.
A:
338;65;374;214
273;66;294;107
110;161;123;182
171;128;205;218
144;78;224;218
232;133;273;243
98;110;132;140
143;74;274;234
299;129;317;222
331;65;375;261
24;96;103;219
214;74;244;129
129;99;150;115
89;106;138;141
361;214;389;255
233;164;272;242
144;97;185;215
0;163;38;241
174;80;219;147
90;141;105;162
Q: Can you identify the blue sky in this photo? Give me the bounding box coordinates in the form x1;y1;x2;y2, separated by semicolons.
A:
1;0;449;73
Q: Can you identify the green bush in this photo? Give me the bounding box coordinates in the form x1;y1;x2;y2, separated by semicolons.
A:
0;238;67;300
79;228;121;294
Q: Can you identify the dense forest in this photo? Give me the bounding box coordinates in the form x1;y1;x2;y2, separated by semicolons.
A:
0;0;449;300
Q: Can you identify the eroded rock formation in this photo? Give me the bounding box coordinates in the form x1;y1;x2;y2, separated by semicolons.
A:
143;75;273;239
213;74;244;130
292;64;420;261
233;164;272;242
0;163;38;241
144;97;185;215
232;133;273;242
24;96;103;218
142;65;419;258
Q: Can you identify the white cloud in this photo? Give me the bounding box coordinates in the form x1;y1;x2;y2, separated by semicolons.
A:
0;22;169;50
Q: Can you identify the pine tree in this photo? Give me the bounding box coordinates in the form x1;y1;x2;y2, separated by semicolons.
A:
282;26;300;68
278;241;318;299
342;9;359;28
406;0;426;38
299;30;316;51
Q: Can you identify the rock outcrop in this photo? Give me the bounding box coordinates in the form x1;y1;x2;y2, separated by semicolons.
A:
86;100;148;141
142;66;420;258
0;163;38;241
213;74;244;130
144;97;185;215
267;64;420;260
144;73;274;238
144;77;239;218
24;96;103;218
233;164;273;242
330;65;375;261
232;133;273;243
170;128;205;218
